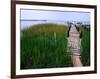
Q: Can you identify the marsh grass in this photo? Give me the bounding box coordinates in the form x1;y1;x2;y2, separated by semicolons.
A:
81;28;90;66
21;23;73;69
78;25;90;66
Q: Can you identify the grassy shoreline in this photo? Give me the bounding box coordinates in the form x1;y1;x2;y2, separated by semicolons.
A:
21;23;73;69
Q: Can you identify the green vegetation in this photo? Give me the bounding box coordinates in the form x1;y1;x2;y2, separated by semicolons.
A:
81;28;90;66
21;23;73;69
77;24;90;66
21;23;90;69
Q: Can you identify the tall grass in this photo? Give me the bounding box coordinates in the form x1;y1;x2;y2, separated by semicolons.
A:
21;23;73;69
76;24;90;66
81;28;90;66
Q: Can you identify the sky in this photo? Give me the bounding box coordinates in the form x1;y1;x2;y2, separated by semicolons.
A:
21;9;90;22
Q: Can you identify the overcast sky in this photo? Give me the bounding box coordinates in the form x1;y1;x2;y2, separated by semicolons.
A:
21;9;90;22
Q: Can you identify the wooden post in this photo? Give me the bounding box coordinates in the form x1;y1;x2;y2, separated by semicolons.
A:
54;32;56;43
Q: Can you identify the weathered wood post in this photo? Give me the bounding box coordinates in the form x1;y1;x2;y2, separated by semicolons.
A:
54;32;56;43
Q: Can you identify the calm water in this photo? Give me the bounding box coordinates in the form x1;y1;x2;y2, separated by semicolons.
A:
21;20;90;30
